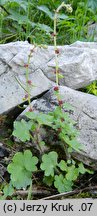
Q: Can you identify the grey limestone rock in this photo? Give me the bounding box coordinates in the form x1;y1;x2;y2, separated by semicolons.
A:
18;86;97;169
0;41;54;115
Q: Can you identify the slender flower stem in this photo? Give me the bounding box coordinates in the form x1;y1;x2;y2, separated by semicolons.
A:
25;46;35;109
25;54;31;107
54;9;59;86
54;2;72;86
54;2;65;86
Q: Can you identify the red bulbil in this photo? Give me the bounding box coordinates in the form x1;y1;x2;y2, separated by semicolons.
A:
58;100;63;107
27;80;32;85
24;94;28;99
29;107;33;112
57;128;62;133
60;117;64;122
51;32;56;37
53;70;59;74
55;48;60;54
54;86;59;91
53;70;56;74
30;48;34;53
24;64;29;68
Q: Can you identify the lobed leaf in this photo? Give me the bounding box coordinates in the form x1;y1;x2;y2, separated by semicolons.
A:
12;119;32;142
40;151;58;176
66;165;79;181
54;174;73;193
58;160;68;171
7;150;38;189
24;150;38;172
